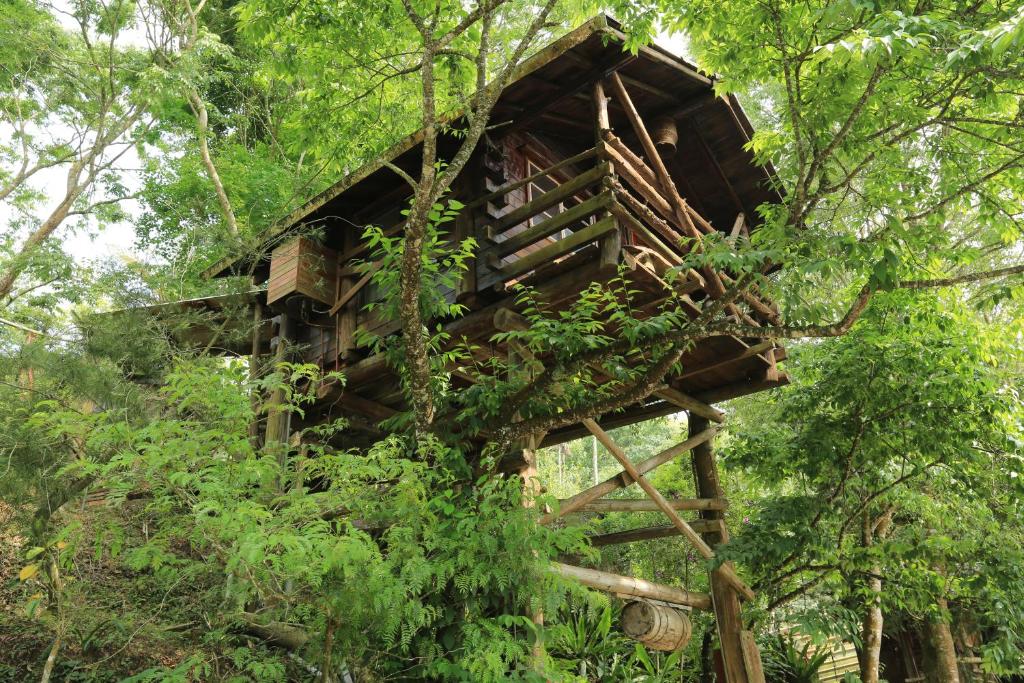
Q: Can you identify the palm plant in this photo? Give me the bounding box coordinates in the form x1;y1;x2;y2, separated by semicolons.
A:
548;603;633;681
760;633;832;683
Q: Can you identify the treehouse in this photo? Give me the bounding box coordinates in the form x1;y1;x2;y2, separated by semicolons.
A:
205;16;787;445
196;16;789;681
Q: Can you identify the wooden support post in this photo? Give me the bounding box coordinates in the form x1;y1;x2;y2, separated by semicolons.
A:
453;172;479;303
599;210;622;271
518;431;546;671
249;299;264;442
689;415;764;683
583;419;755;602
265;315;295;494
508;330;546;672
593;80;610;134
336;232;358;360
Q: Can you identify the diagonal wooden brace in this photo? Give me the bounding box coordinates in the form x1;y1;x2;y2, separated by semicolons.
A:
539;425;718;525
583;418;755;602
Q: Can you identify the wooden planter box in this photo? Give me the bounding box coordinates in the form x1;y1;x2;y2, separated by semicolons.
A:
267;237;337;306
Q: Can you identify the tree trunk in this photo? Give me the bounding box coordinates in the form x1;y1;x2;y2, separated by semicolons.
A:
189;90;240;238
858;574;884;683
39;636;61;683
858;508;894;683
924;596;960;683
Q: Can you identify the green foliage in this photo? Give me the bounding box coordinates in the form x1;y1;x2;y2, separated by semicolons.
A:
723;291;1024;672
760;634;831;683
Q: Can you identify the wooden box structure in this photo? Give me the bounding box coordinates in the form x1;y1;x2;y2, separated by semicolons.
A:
196;15;791;681
266;237;337;306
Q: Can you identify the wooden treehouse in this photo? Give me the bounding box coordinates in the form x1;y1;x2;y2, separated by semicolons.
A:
200;16;788;681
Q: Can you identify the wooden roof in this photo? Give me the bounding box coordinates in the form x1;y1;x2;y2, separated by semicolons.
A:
207;15;782;278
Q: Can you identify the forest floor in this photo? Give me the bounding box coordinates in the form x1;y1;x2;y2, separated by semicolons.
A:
0;502;226;681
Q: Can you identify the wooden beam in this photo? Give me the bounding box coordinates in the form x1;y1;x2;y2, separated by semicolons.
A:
741;631;768;683
489;191;613;257
593;80;610;133
690;414;756;682
605;132;717;238
491;216;617;279
653;385;725;423
583;418;755;601
328;261;381;316
605;147;676;222
605;74;727;298
540;426;719;524
617;72;679;104
569;497;728;513
500;51;636;139
677;341;776;380
552;562;712;610
692;373;790;405
486;162;610;236
336;391;397;424
606;73;702;242
587;521;722;547
539;111;593;131
604;134;661;197
690;122;749;218
729;213;746;244
610;202;688;276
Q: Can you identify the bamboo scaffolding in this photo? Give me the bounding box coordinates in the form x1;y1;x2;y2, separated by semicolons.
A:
539;426;719;525
583;418;755;601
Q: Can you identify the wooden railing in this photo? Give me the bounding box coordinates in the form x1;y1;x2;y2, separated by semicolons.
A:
324;137;780;348
468;139;779;330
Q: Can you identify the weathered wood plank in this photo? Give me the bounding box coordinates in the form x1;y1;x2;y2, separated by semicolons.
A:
466;146;602;210
489;191;613;257
486;162;610;237
491;216;617;279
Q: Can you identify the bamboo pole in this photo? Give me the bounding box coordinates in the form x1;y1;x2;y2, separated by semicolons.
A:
587;522;722;547
583;418;755;601
552;562;712;610
569;498;728;513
